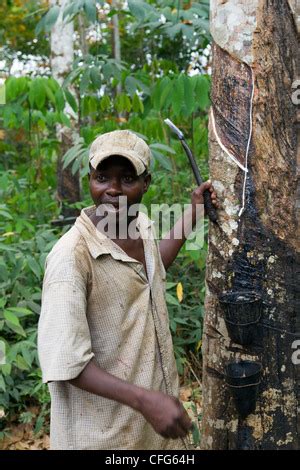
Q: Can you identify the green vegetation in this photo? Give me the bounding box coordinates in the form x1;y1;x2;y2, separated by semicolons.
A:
0;0;211;438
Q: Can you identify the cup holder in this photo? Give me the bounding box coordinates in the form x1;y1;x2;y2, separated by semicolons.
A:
219;290;263;346
225;360;262;419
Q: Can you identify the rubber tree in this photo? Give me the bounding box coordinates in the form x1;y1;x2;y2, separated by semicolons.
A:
50;0;81;218
201;0;300;449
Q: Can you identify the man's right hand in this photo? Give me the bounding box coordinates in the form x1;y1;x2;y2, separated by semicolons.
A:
70;359;192;440
138;389;192;439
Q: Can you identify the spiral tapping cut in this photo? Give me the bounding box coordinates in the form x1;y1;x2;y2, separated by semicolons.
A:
211;66;255;220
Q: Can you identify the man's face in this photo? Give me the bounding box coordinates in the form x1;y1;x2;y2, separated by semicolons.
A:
89;155;151;217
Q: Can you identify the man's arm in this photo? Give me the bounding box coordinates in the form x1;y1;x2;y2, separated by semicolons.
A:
159;181;217;270
69;358;192;439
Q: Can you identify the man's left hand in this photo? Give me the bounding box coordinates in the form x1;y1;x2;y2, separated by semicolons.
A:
191;180;218;213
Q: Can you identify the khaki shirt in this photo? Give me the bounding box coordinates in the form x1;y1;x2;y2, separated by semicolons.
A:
38;206;186;450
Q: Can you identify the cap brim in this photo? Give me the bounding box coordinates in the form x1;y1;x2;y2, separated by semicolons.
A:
90;148;146;176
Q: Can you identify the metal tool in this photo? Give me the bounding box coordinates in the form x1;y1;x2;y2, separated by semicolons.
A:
164;118;218;223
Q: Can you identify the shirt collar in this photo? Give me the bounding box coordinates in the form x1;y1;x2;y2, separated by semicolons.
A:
74;205;154;261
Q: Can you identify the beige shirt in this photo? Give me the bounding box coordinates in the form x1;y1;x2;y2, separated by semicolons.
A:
38;206;186;450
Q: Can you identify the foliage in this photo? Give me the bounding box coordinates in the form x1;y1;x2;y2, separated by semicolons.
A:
0;0;211;433
0;0;48;56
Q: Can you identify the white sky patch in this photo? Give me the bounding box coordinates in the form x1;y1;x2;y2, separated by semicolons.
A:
10;56;50;77
189;45;211;76
159;14;167;24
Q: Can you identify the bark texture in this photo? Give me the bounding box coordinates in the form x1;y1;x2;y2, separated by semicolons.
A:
50;0;81;218
201;0;300;449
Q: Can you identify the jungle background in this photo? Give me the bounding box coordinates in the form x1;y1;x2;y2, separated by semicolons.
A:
0;0;211;449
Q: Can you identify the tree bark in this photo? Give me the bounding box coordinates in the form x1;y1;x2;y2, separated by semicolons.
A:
201;0;300;449
50;0;81;218
111;0;122;110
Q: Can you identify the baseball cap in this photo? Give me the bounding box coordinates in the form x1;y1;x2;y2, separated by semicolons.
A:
89;130;151;175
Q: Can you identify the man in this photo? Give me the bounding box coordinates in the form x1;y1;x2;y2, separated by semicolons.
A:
38;129;217;450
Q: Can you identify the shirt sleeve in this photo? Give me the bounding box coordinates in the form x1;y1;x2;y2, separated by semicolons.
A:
38;258;94;384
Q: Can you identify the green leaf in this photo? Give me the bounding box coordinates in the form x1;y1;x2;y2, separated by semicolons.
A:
0;209;12;220
159;79;174;110
64;89;78;113
102;63;113;80
150;149;172;171
173;318;188;325
34;414;44;435
63;147;86;170
4;310;21;327
90;66;102;89
62;144;82;169
166;282;178;290
172;75;184;116
166;293;181;306
6;307;32;317
63;2;76;21
55;88;65;112
81;96;90;117
1;364;11;376
183;75;194;117
191;422;201;445
0;340;5;363
71;158;81;175
5;77;19;101
21;345;33;368
153;77;170;111
5;319;26;337
132;93;144;113
150;143;176;154
35;14;46;35
88;96;98;114
115;93;131;113
128;0;148;20
45;5;60;31
0;374;5;392
15;354;29;371
63;68;82;87
80;69;91;95
125;76;138;97
163;23;182;39
36;5;60;34
100;95;111;111
26;301;41;315
124;95;132;112
45;84;56;105
28;79;46;110
195;75;210;111
193;17;210;33
47;77;60;93
26;256;42;279
60;111;71;127
84;0;97;22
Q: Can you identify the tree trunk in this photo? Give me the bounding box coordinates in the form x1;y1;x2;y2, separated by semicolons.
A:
201;0;300;449
50;0;81;218
111;0;122;111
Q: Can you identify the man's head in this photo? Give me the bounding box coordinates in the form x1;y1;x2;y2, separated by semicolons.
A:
89;129;151;176
88;130;151;215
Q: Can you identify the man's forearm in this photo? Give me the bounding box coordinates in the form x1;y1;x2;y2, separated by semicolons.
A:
69;358;145;412
159;204;203;270
69;358;192;440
